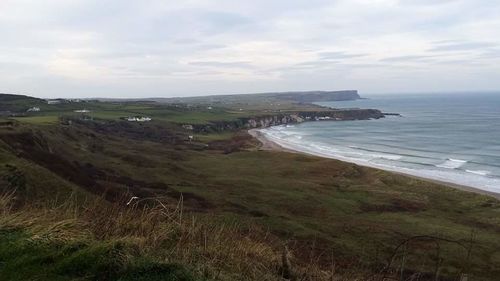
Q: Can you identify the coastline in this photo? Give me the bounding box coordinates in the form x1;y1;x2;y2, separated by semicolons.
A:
248;128;297;152
249;128;500;200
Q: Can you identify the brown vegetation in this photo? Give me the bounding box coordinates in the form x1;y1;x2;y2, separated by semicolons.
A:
0;190;388;281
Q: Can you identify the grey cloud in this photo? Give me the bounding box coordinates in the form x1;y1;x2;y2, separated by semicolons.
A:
477;49;500;59
338;63;390;69
431;39;464;45
380;55;436;62
399;0;459;6
197;44;227;50
174;38;199;45
201;11;252;27
433;59;486;66
284;52;369;72
189;61;254;69
293;60;340;68
318;51;368;60
194;70;224;76
429;42;497;52
0;61;45;74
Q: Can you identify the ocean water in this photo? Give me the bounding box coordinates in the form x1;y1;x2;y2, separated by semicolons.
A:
260;93;500;194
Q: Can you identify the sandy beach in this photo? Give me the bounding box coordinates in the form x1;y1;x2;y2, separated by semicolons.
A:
248;129;294;152
249;128;500;200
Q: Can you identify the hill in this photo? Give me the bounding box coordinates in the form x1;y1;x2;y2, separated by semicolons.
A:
0;93;46;113
148;90;360;107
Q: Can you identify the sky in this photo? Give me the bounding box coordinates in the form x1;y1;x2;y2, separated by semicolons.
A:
1;0;499;98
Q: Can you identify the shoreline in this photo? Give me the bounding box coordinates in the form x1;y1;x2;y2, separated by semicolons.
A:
248;128;500;200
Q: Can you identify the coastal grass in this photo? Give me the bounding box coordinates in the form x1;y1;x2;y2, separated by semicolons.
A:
0;229;198;281
0;191;349;281
151;149;500;279
194;131;238;142
11;115;59;125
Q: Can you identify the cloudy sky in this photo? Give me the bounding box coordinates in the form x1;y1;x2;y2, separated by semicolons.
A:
1;0;499;98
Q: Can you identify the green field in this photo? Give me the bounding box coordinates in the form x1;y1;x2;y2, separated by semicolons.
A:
1;94;276;126
11;115;60;124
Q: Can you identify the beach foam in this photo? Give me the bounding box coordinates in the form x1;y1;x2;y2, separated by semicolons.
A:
465;170;490;176
436;159;467;169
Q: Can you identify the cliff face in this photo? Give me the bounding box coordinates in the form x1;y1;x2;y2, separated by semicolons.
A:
192;109;384;133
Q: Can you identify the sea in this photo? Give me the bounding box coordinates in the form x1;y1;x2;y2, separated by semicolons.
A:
260;93;500;194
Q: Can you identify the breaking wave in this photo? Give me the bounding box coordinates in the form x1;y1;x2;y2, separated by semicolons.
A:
465;170;490;176
436;159;468;169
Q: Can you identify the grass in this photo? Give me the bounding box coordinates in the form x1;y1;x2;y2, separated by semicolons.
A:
0;94;46;112
7;100;249;126
0;229;198;281
0;191;344;281
194;131;237;142
11;116;59;125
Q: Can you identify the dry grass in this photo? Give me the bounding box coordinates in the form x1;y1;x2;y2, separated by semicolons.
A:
0;191;375;281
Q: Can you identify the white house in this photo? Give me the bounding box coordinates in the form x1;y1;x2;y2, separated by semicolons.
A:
127;116;151;122
182;124;194;130
137;117;151;122
316;116;331;121
27;107;40;112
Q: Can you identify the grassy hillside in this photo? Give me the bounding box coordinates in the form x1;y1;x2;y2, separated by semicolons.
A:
0;94;46;112
148;90;360;110
0;191;287;281
1;94;499;280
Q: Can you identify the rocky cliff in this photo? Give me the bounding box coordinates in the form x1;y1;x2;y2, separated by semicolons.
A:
192;108;384;133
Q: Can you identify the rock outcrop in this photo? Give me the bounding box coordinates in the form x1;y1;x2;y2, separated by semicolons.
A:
192;108;384;133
